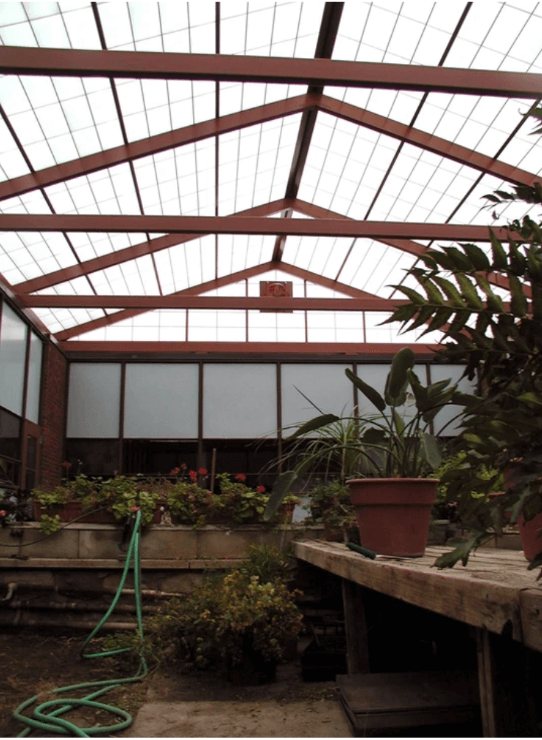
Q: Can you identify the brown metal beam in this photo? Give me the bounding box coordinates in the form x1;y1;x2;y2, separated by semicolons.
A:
2;47;541;98
0;213;509;241
319;96;542;188
0;96;315;203
22;295;406;311
278;261;382;299
53;261;282;341
272;3;343;262
14;199;292;294
59;340;439;356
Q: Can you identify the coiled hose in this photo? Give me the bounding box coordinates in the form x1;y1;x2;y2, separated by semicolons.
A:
13;510;148;737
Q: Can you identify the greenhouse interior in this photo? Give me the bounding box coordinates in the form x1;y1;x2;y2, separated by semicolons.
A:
1;1;542;737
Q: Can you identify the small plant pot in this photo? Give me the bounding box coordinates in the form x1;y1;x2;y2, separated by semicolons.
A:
346;478;438;558
518;511;542;561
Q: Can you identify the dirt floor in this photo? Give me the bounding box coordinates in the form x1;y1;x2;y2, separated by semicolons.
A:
0;629;349;738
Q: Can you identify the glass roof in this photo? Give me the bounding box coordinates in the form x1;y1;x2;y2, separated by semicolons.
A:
0;1;541;346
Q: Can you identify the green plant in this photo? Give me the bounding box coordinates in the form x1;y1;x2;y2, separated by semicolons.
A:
238;543;294;584
107;477;160;526
265;348;460;518
385;120;542;568
216;473;269;525
31;474;101;533
305;481;357;532
167;480;216;528
169;570;302;670
429;451;503;523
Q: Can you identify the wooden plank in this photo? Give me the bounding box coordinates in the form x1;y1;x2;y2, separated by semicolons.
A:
519;588;542;653
341;579;370;674
337;671;480;732
476;628;497;737
294;542;526;640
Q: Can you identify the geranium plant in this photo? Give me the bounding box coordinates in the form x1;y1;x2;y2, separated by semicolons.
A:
216;473;270;525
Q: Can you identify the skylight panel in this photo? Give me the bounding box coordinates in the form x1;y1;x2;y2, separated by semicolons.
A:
299;112;400;217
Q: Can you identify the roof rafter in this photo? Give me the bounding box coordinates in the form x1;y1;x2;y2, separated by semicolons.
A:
22;295;409;311
1;46;541;97
59;340;439;356
1;92;538;207
319;96;542;188
0;213;510;241
14;199;293;294
272;2;343;262
52;256;389;341
54;261;280;341
0;95;316;203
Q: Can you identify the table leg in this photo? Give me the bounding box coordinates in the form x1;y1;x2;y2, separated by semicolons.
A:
341;578;370;674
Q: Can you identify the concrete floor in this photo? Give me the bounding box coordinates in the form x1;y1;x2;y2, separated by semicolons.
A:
126;661;353;738
128;700;353;738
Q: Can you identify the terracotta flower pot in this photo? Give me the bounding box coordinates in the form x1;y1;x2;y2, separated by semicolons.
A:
518;512;542;561
346;478;438;558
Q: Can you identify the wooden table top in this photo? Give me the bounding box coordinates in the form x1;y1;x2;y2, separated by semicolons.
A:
293;541;542;653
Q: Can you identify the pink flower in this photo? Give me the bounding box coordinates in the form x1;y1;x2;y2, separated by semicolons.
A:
0;510;6;517
235;474;246;482
130;505;140;512
256;485;266;493
170;467;180;475
61;461;72;469
180;463;187;470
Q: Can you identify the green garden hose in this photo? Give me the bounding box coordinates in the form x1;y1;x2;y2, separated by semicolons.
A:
13;509;148;737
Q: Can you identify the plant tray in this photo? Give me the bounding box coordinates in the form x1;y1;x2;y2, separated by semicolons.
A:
337;671;480;734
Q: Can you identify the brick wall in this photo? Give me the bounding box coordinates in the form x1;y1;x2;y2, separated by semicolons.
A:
39;341;68;490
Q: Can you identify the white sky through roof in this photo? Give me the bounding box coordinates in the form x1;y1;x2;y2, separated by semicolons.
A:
0;2;541;344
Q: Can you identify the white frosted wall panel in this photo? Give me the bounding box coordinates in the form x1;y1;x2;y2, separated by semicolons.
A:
281;364;354;429
0;303;27;416
67;363;121;438
124;364;199;438
25;332;42;424
431;364;477;435
203;364;277;438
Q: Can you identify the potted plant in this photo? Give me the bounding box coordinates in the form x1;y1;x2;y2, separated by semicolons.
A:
215;473;270;526
304;481;357;542
166;467;216;527
266;347;460;557
162;569;303;683
383;113;542;568
31;473;103;533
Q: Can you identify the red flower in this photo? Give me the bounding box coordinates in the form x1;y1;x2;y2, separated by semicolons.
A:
180;463;187;469
189;470;198;482
61;461;72;469
0;510;6;517
256;485;266;493
235;474;246;482
170;467;180;475
198;468;208;476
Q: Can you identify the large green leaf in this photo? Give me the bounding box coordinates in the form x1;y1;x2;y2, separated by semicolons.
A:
431;276;464;308
460;242;491;271
385;348;415;406
345;368;386;412
455;274;483;309
420;431;442;470
489;229;507;269
287;413;339;440
508;273;528;317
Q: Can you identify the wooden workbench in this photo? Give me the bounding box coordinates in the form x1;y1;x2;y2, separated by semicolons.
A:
293;541;542;736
